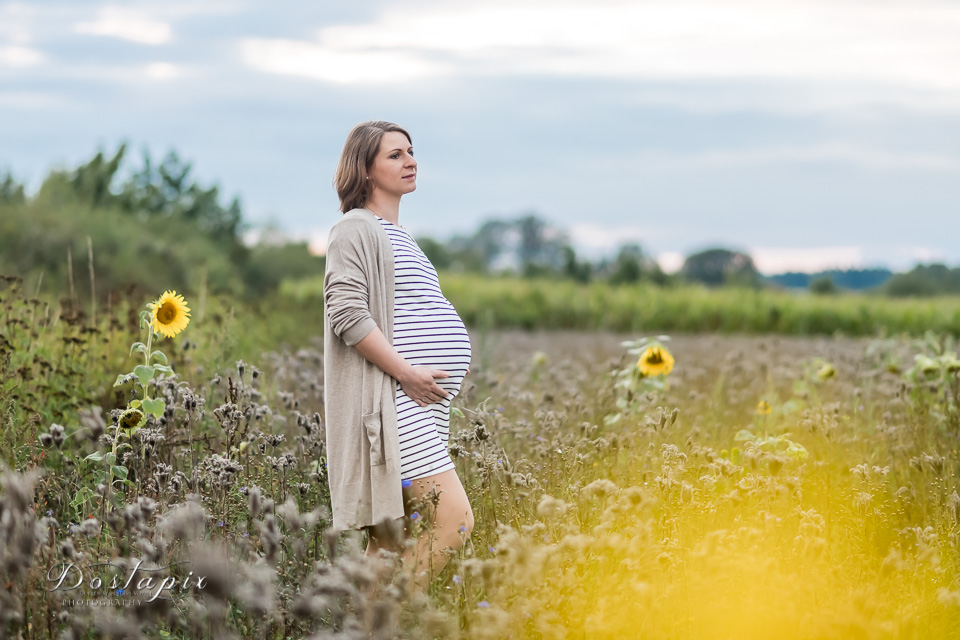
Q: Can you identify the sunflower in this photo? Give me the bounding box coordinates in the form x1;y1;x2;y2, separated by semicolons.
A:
636;345;674;377
756;400;772;415
119;407;144;431
148;290;191;338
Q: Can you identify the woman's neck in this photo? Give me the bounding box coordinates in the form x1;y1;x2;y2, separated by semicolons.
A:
365;193;401;226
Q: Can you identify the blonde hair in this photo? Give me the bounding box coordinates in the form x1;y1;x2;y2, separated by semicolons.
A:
334;120;412;213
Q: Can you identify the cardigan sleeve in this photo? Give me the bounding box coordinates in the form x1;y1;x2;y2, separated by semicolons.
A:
323;219;378;347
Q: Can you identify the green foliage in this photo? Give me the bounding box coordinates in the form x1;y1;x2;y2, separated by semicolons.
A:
886;263;960;297
415;236;453;270
0;145;247;299
809;275;838;295
243;241;324;295
283;272;960;336
681;247;760;288
768;268;892;290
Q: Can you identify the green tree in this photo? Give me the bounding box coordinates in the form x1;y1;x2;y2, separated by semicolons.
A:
681;248;760;288
809;275;838;295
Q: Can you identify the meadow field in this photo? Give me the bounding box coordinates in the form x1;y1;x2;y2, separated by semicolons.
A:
1;277;960;639
284;273;960;336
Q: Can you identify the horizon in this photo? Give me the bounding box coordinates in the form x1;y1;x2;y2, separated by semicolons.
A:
2;0;958;275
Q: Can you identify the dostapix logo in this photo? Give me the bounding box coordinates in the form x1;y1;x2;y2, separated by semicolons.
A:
47;559;207;603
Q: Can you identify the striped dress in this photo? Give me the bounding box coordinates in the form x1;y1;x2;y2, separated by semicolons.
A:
376;216;472;480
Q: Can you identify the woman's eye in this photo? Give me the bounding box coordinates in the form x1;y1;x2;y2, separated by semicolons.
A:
390;153;400;159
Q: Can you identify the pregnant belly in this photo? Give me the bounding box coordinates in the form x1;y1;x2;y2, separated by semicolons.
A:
393;309;472;396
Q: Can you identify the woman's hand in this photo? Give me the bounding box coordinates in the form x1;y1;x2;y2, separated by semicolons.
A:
398;366;451;407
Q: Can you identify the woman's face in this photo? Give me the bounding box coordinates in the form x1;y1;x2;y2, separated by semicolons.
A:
368;131;417;199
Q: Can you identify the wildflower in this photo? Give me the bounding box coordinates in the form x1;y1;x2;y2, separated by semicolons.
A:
401;478;412;488
816;363;836;380
756;400;772;415
148;290;191;339
637;345;674;377
478;601;490;608
410;511;421;521
460;525;467;533
453;574;463;584
119;407;144;431
116;588;124;596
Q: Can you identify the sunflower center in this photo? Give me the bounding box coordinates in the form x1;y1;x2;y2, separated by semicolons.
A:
646;351;663;365
157;301;178;324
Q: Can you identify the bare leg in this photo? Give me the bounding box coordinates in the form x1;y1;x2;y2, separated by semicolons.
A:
401;468;475;590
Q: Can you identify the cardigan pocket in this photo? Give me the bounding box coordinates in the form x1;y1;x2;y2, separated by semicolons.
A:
362;410;387;466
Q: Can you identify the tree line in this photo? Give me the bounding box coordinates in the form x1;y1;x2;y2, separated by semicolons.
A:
1;146;957;300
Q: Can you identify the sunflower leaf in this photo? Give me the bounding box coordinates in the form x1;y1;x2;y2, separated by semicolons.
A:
112;465;128;480
142;397;165;419
129;342;148;357
151;350;169;365
153;364;173;375
134;365;154;386
84;451;104;462
113;374;129;387
129;399;141;409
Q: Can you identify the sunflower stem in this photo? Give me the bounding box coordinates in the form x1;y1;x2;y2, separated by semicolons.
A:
143;326;154;401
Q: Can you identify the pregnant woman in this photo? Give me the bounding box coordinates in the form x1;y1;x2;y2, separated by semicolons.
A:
323;120;475;590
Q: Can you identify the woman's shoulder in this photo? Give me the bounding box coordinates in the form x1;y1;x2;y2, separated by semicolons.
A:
330;209;380;238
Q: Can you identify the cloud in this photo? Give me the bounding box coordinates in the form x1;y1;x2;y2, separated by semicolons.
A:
749;246;864;274
656;251;685;274
568;223;653;256
582;144;960;173
0;44;43;67
75;7;172;45
240;38;447;84
238;0;960;111
145;62;179;80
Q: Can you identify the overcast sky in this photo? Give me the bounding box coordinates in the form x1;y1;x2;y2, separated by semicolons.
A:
1;0;958;273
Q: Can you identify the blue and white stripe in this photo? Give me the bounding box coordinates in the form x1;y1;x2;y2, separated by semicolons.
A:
376;216;472;480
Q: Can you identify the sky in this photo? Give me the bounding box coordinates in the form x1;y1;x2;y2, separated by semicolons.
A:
1;0;958;274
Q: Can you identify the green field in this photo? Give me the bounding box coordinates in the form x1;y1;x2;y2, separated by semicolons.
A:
284;272;960;336
1;278;960;638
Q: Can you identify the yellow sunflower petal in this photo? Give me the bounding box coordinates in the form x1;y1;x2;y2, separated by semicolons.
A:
149;290;191;339
636;345;675;377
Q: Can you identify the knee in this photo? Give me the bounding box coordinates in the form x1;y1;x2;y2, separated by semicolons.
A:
440;503;474;549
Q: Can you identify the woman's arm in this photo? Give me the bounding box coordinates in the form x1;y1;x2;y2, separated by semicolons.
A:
353;327;451;408
324;219;449;408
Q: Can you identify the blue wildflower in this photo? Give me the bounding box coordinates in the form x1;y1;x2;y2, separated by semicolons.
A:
453;574;463;584
46;509;52;516
116;589;124;596
401;479;412;488
478;601;490;608
410;511;420;521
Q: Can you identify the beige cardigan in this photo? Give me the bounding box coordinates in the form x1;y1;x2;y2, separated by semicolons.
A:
323;208;404;531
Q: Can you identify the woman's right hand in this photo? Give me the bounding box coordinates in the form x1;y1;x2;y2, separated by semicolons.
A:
399;366;451;407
